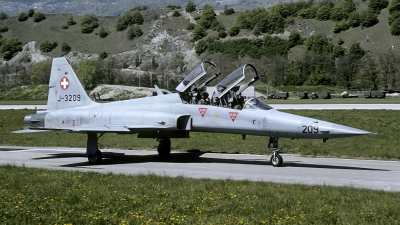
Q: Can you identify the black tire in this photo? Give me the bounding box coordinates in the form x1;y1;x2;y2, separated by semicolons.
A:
270;154;283;167
88;149;102;164
157;138;171;157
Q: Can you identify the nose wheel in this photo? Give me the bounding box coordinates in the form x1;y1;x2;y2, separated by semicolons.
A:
270;149;283;167
268;137;283;167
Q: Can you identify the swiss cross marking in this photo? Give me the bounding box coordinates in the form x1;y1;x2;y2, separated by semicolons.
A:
229;112;238;122
60;77;70;90
199;108;207;117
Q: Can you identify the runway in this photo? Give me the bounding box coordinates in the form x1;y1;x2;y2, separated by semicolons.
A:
1;146;399;191
1;104;400;110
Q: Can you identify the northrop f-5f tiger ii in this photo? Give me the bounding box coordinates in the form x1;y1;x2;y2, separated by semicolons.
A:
15;57;372;167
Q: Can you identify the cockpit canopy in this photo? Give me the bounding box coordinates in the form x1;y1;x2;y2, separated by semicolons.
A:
175;61;220;93
211;64;259;109
243;97;274;111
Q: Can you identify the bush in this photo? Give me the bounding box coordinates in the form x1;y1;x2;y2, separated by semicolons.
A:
115;10;144;31
172;11;181;17
390;18;400;35
28;9;35;17
18;12;28;21
0;25;8;33
185;2;196;13
98;27;108;38
186;23;195;30
66;16;76;26
39;40;58;52
99;51;108;59
228;26;240;36
32;12;46;22
0;12;9;20
0;37;22;60
81;14;98;34
61;42;71;53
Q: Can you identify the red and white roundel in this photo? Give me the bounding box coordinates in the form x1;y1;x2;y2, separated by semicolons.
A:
60;77;70;90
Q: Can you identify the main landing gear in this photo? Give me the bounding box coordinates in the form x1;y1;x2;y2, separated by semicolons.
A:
268;137;283;167
86;133;104;164
157;138;171;157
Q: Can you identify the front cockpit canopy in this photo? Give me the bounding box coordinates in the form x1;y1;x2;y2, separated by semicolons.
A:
243;97;274;110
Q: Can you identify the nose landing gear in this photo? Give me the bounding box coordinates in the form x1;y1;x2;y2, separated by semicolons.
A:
268;137;283;167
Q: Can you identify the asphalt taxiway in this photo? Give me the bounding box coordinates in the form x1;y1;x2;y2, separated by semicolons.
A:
0;146;399;191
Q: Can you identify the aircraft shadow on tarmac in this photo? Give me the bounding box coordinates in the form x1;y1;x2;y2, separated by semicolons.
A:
32;150;389;171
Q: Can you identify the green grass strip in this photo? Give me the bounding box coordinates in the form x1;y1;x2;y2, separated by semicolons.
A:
1;165;399;224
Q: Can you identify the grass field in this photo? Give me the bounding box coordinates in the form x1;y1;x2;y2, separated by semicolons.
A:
1;165;399;224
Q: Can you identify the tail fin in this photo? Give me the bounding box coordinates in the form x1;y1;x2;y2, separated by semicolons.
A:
46;57;96;110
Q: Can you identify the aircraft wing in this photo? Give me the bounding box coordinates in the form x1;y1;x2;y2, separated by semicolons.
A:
14;123;185;134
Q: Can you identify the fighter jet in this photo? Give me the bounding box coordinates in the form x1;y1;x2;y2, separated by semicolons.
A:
15;57;372;167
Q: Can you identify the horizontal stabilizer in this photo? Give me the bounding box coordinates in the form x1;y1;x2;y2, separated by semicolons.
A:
12;129;51;134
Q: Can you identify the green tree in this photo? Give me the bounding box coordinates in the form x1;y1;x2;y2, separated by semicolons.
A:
348;11;361;27
389;0;400;14
288;31;303;48
67;16;76;26
195;39;208;55
316;5;331;21
391;18;400;35
357;54;379;90
223;5;235;15
135;53;141;67
185;2;196;13
192;25;207;41
197;5;216;29
127;26;135;40
81;14;98;34
305;34;333;53
0;37;22;60
333;45;346;58
115;10;143;31
134;25;143;37
98;26;108;38
368;0;389;13
17;12;28;21
28;9;35;17
172;11;180;17
360;9;379;27
30;60;51;85
228;26;240;36
0;25;8;33
0;12;9;20
297;4;318;19
39;40;57;52
77;60;98;90
61;42;71;54
32;12;46;22
186;23;195;30
349;43;365;57
151;57;158;69
99;51;108;59
333;20;350;33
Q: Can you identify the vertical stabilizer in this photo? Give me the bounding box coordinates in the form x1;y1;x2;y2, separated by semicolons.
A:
47;57;96;110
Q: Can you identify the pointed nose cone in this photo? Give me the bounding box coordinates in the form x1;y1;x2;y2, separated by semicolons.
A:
330;124;373;137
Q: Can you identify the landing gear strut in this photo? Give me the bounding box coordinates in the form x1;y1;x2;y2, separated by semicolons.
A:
268;137;283;167
157;138;171;157
86;133;104;164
